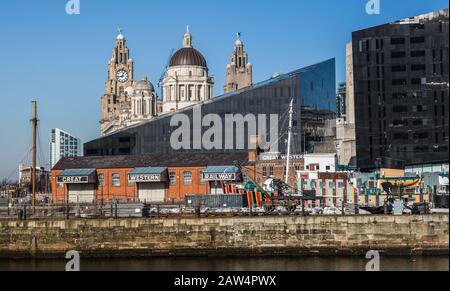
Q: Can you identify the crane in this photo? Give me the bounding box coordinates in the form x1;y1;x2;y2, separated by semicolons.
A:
157;48;175;100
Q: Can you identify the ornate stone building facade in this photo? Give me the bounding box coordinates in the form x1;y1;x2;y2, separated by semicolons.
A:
100;29;253;135
224;33;253;93
119;75;158;128
100;30;136;135
162;28;214;113
100;30;160;136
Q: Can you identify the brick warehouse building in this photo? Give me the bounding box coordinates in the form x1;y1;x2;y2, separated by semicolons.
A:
51;152;255;204
255;153;304;190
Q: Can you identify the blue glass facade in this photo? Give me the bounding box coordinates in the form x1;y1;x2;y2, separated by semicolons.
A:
84;59;336;157
299;58;336;112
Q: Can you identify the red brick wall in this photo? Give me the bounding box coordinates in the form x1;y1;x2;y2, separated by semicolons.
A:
51;168;136;204
256;160;303;191
51;165;255;203
51;170;66;204
95;168;136;203
166;167;209;201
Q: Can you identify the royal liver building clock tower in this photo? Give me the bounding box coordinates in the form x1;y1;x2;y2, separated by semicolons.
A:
100;29;135;135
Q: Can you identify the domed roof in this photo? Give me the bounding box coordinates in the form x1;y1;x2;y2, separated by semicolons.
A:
169;47;208;68
135;75;154;92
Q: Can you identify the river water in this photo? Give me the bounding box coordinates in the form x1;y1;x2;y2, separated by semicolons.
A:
0;256;448;271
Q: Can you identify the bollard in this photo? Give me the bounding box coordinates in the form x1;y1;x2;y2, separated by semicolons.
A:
114;199;118;219
23;205;27;220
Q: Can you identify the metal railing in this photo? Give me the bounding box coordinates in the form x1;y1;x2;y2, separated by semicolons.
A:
0;198;440;220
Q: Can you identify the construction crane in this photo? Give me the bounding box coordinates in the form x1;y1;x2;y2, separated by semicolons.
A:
157;48;175;100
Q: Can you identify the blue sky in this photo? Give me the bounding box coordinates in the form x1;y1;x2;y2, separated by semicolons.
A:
0;0;448;180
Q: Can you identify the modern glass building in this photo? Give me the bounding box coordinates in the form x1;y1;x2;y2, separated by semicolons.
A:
84;59;336;157
49;128;82;169
351;9;449;170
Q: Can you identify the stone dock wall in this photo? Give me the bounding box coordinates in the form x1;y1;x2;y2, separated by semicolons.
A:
0;215;448;258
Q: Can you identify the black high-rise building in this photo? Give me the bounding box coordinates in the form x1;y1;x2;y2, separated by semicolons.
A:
351;9;449;170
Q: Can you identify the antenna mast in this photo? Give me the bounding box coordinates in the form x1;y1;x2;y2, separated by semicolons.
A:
285;99;294;185
31;101;38;213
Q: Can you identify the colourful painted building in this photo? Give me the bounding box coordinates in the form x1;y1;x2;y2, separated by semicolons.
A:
298;171;431;208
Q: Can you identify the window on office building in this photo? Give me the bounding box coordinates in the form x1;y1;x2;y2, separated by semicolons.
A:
317;181;324;189
411;50;425;57
411;78;422;85
392;79;407;86
411;64;426;71
391;51;406;58
391;37;405;45
410;36;425;44
393;105;408;113
392;65;406;72
269;166;274;177
262;166;267;177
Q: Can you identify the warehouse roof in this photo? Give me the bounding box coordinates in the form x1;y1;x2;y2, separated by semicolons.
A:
53;152;253;170
203;166;241;174
128;167;167;175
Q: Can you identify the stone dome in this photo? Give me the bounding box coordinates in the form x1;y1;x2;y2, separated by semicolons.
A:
169;47;208;68
135;76;154;92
